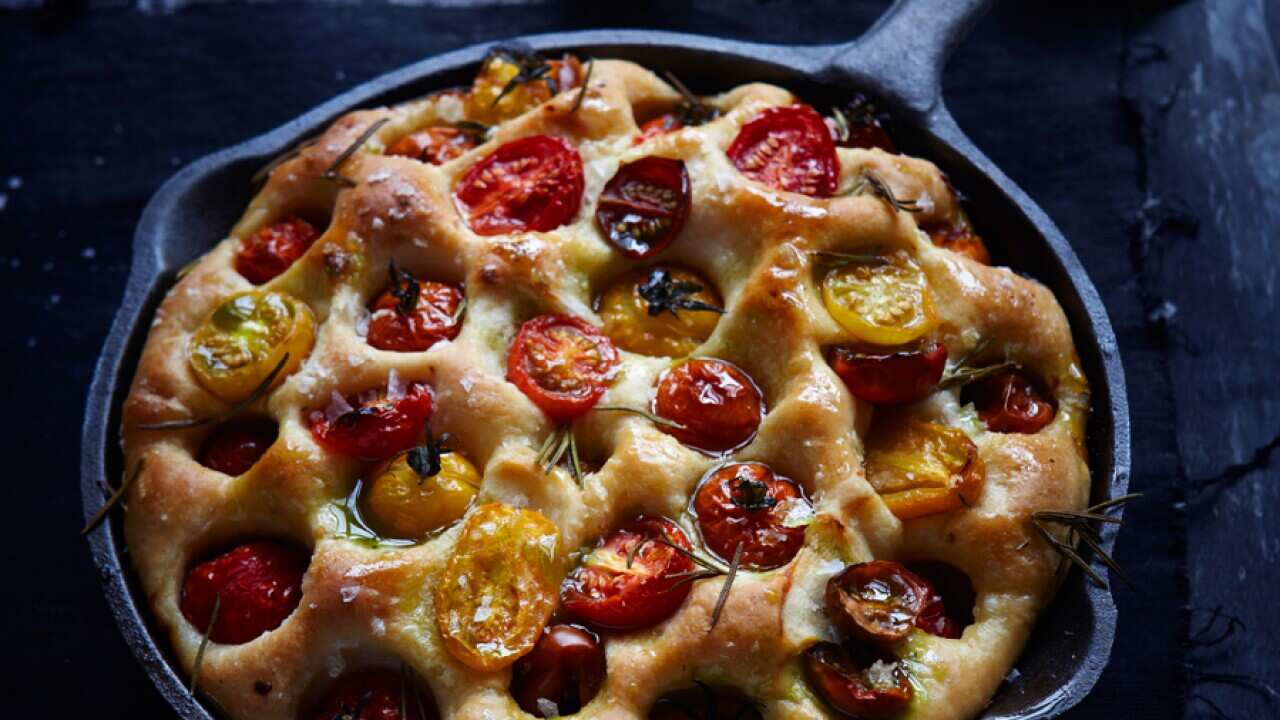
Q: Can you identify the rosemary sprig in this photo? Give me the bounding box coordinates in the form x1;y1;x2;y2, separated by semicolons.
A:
626;533;742;630
593;405;687;430
82;458;144;536
1031;493;1141;588
536;425;583;486
388;260;420;314
137;353;290;431
808;250;889;268
321;118;390;187
708;542;744;630
406;425;452;481
937;359;1021;392
664;71;721;127
488;46;554;108
250;137;318;188
453;120;491;139
839;171;921;213
637;268;724;317
570;59;594;114
190;593;220;694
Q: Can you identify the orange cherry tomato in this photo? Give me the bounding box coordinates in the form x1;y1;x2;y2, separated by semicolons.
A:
435;503;560;671
653;358;763;454
804;642;912;719
561;517;696;631
924;223;991;265
511;624;606;717
598;266;721;357
727;104;839;197
692;462;810;570
308;381;433;461
966;370;1057;433
387;127;478;165
831;342;947;405
466;50;582;124
305;668;439;720
234;216;320;285
594;156;691;259
825;560;933;646
366;270;464;353
507;314;620;423
180;540;307;645
198;418;277;476
454;135;584;236
864;416;984;520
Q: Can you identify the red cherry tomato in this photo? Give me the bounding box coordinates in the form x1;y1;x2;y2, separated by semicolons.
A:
906;561;975;640
234;216;320;285
653;358;763;454
387;127;478;165
594;156;691;259
511;624;606;717
635;114;683;144
198;419;278;476
561;517;696;631
180;541;307;645
966;370;1057;433
826;94;897;153
366;279;464;353
306;668;438;720
727;104;839;197
308;381;434;461
804;642;912;719
692;462;809;570
453;135;584;236
507;315;620;423
825;560;935;646
831;342;947;405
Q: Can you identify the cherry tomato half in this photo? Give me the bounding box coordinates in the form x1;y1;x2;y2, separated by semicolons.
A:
804;642;912;719
507;314;620;424
864;417;985;520
305;668;439;720
693;462;810;570
511;624;606;718
561;517;697;631
822;251;935;347
198;418;278;476
361;450;480;540
454;135;584;236
594;156;691;259
653;358;763;454
466;52;582;125
188;290;316;403
308;381;434;461
905;561;975;640
824;560;933;646
831;342;947;406
180;540;307;645
826;93;897;153
966;370;1057;434
598;266;721;357
649;686;764;720
435;503;560;671
727;104;839;197
234;216;320;285
366;277;464;353
387;127;478;165
636;114;683;144
924;223;991;265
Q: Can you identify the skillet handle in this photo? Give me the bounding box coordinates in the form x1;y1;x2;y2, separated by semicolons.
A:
825;0;996;115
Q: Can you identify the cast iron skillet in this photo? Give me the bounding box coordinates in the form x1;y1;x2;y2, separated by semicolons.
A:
81;0;1132;717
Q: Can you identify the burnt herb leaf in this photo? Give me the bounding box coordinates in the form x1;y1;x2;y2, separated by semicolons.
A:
664;71;721;127
388;260;420;314
637;268;724;318
406;426;451;481
732;478;777;512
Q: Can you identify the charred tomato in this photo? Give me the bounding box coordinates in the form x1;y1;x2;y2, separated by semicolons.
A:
727;104;839;197
454;135;584;236
594;156;692;259
965;369;1057;434
905;561;975;640
507;314;620;423
653;358;763;454
511;624;606;717
308;379;434;461
180;540;307;645
692;462;810;570
234;216;320;285
831;342;947;405
804;642;912;719
199;419;278;476
826;560;957;646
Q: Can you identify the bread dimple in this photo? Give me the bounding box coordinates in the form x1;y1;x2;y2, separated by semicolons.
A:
119;58;1090;720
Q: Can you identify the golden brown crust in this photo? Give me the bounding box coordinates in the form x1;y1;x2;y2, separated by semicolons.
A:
119;58;1090;719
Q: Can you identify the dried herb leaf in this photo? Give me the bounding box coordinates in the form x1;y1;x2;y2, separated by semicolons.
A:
664;71;721;127
593;404;687;430
937;359;1021;391
570;59;594;114
81;458;144;536
809;250;889;268
251;138;318;188
322;118;390;186
137;353;290;431
488;45;554;108
536;425;583;486
838;170;921;213
388;260;420;315
1031;493;1140;589
637;268;724;318
709;541;744;630
190;592;220;694
406;426;451;481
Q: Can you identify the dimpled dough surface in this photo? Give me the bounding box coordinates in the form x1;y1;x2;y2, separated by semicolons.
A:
120;58;1090;720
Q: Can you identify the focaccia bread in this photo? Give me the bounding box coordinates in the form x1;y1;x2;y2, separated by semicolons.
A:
119;48;1091;720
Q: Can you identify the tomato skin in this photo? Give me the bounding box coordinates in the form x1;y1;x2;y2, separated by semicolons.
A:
188;290;316;403
653;358;764;454
831;342;947;405
454;135;584;236
511;624;606;717
561;517;696;631
387;127;477;165
825;560;936;647
308;382;434;461
692;462;810;570
635;114;683;144
305;668;438;720
803;642;912;719
234;217;320;285
967;370;1057;433
199;419;277;476
925;224;991;265
821;251;935;347
594;156;691;259
727;104;839;197
180;541;307;645
366;280;464;353
507;315;620;423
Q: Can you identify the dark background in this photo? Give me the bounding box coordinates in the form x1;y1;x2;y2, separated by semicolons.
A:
3;0;1278;717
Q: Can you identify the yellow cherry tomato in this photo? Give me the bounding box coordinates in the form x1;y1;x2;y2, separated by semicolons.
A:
435;503;560;671
599;266;722;357
865;416;984;520
822;250;935;346
188;290;315;402
362;451;480;540
465;52;581;125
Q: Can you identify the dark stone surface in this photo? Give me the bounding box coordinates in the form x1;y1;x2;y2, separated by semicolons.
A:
2;0;1275;717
